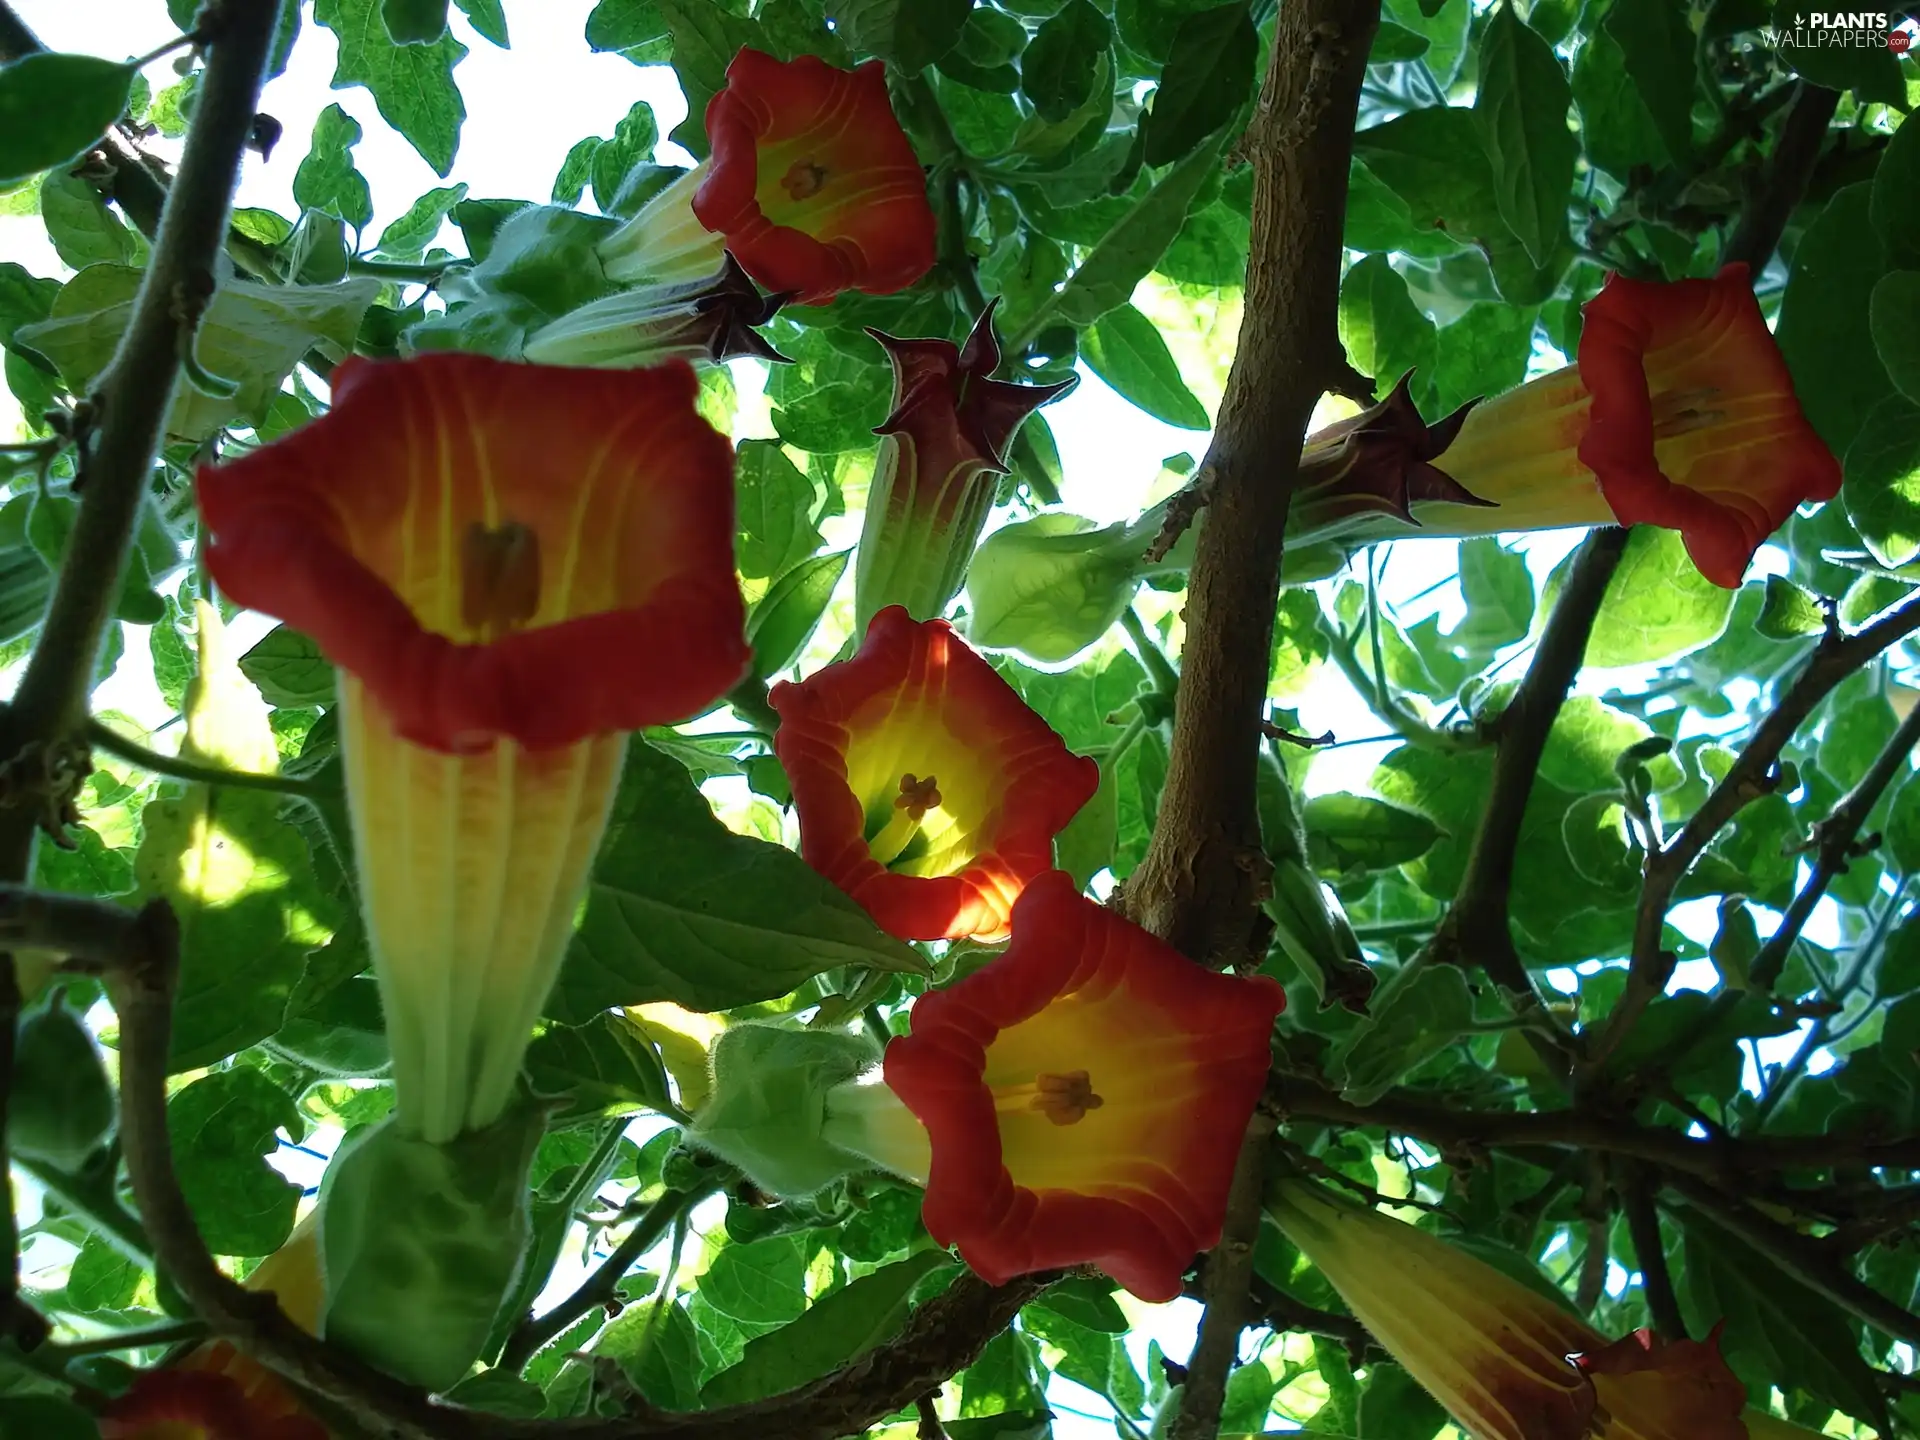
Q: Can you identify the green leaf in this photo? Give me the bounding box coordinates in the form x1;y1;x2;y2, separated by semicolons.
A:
551;741;926;1019
702;1234;809;1325
832;0;974;73
1079;302;1210;429
1576;527;1738;666
1474;6;1575;267
1603;0;1695;164
1144;2;1256;168
1843;396;1920;569
1885;772;1920;875
1450;537;1533;656
1045;129;1227;329
1873;110;1920;269
1571;25;1669;180
374;182;467;257
1766;1;1905;106
702;1250;952;1404
591;101;660;216
585;0;671;64
169;1069;304;1256
238;624;337;707
384;0;450;44
1428;300;1537;417
524;1013;673;1121
748;547;851;678
1022;1305;1147;1417
735;440;823;580
655;0;763;158
39;170;140;270
1778;182;1894;462
454;0;509;45
316;0;469;175
1032;1275;1130;1332
1370;20;1431;61
1337;253;1437;410
65;1234;142;1312
1022;0;1111;123
1871;271;1920;405
0;53;134;187
17;266;380;443
294;103;375;231
1757;574;1829;639
1303;792;1441;877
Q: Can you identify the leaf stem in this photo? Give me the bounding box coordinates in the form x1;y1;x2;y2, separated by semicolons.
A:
1120;607;1179;697
87;718;331;799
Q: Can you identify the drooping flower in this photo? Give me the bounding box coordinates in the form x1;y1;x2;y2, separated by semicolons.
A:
598;48;936;307
196;355;747;1142
98;1369;328;1440
522;251;795;368
1269;1180;1759;1440
1289;265;1839;587
770;607;1098;942
174;1222;328;1435
822;870;1284;1300
855;302;1077;627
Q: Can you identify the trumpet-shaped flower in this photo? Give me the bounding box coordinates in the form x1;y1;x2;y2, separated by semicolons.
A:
98;1370;328;1440
197;355;747;1141
826;871;1284;1300
771;608;1098;942
522;251;794;368
598;48;935;307
1270;1180;1761;1440
855;302;1077;627
1290;265;1839;587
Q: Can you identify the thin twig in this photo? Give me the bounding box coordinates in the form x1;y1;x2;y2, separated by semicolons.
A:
0;883;147;971
87;718;332;800
1120;608;1179;697
1169;1117;1274;1440
1723;82;1840;271
1621;1167;1684;1341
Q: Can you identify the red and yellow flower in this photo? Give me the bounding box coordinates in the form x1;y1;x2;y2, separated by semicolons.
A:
828;870;1284;1300
855;302;1076;627
99;1369;328;1440
1291;265;1840;587
1270;1180;1799;1440
771;607;1098;942
196;355;748;1142
598;48;936;307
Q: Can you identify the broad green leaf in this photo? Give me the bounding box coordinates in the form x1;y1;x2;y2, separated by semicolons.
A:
1874;111;1920;269
66;1234;142;1312
239;624;338;708
1871;271;1920;404
735;439;823;580
1022;1305;1147;1417
384;0;450;44
1757;575;1828;640
374;182;467;257
1022;0;1111;123
169;1068;304;1256
1450;537;1533;656
274;977;389;1076
0;53;134;187
1843;397;1920;569
1571;25;1668;182
1777;183;1893;462
1383;0;1469;84
1303;793;1441;877
16;266;379;443
1050;129;1226;327
1604;0;1695;164
1143;2;1257;168
1357;1361;1450;1440
1474;6;1575;267
454;0;509;45
1886;772;1920;875
747;547;851;678
1576;527;1738;667
132;607;338;1069
1428;300;1537;417
655;0;763;158
524;1013;674;1121
293;103;375;231
1766;1;1905;107
316;0;470;175
702;1251;952;1404
39;170;140;270
1370;21;1431;62
591;101;660;215
701;1234;809;1325
832;0;974;72
550;741;925;1018
1338;254;1437;412
586;0;671;64
1032;1274;1130;1333
1079;302;1210;429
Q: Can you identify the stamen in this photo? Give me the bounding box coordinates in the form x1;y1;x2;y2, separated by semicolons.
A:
994;1070;1105;1127
461;521;541;639
781;160;829;201
868;772;942;865
1649;386;1726;440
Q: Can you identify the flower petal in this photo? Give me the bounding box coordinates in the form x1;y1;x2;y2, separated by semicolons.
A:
1577;263;1841;587
197;354;749;754
693;49;936;306
1575;1328;1748;1440
772;608;1097;941
884;872;1284;1299
99;1368;328;1440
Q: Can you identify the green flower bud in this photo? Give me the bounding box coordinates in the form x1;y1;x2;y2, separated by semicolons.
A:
10;996;114;1171
318;1107;545;1391
688;1024;881;1198
965;510;1178;665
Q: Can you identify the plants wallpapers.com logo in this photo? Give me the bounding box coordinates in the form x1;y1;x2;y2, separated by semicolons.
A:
1764;9;1920;50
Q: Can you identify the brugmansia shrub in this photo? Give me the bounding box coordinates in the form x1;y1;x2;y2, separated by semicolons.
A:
0;1;1913;1438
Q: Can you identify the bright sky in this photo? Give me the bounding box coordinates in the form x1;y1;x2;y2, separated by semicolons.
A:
0;4;1867;1431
